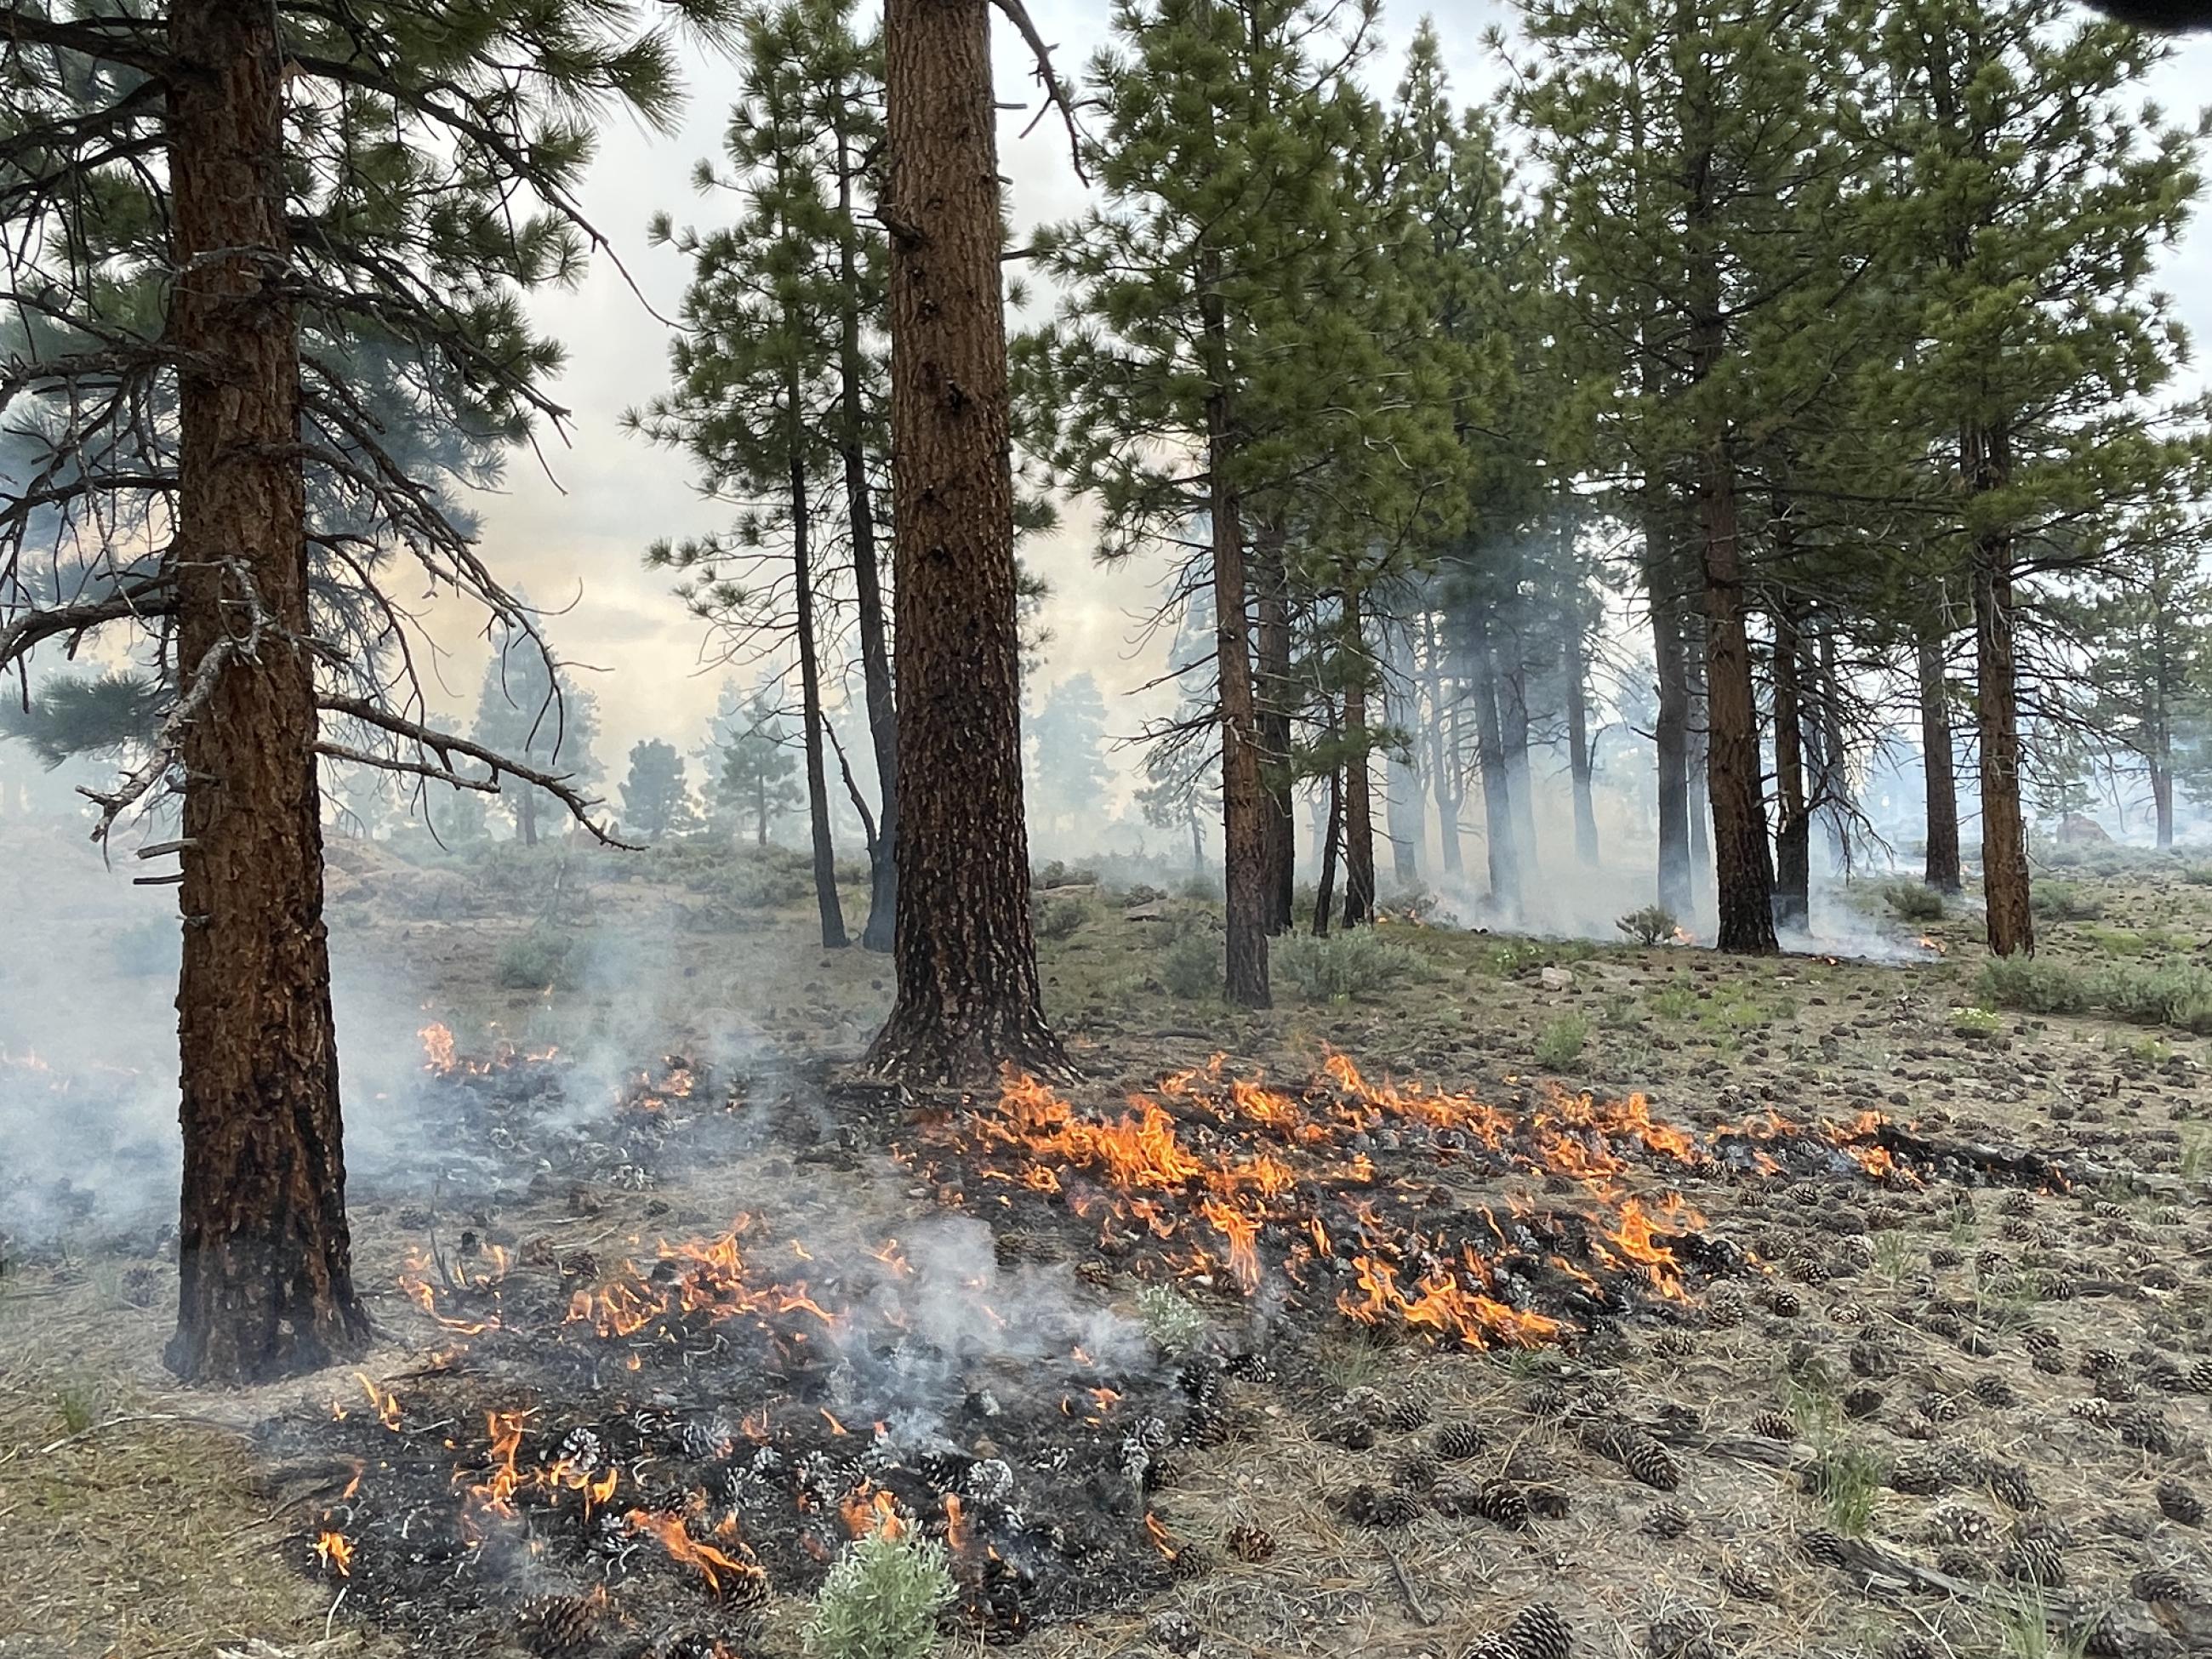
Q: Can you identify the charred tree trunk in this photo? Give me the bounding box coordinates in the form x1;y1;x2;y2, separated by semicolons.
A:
1564;601;1599;869
1251;517;1296;933
166;0;369;1383
1342;588;1375;928
1314;761;1342;938
518;786;539;848
1685;610;1712;892
1771;602;1810;932
865;0;1067;1079
1646;512;1693;919
1918;629;1962;892
790;441;848;949
2152;752;2175;850
1423;613;1462;880
1200;276;1269;1007
1969;424;2032;956
836;132;897;955
1465;606;1518;918
1381;615;1423;885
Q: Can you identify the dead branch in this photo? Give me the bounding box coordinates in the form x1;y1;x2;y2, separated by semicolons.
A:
987;0;1087;183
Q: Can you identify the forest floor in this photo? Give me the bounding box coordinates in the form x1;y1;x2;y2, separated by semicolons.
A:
4;836;2212;1659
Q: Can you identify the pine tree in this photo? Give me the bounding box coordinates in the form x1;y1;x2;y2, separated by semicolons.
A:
620;739;696;843
1028;674;1118;841
712;690;805;846
0;0;704;1378
471;649;603;849
862;0;1069;1080
1853;0;2207;950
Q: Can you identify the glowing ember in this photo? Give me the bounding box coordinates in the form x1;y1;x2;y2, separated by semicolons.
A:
314;1529;354;1576
626;1507;766;1599
419;1022;457;1074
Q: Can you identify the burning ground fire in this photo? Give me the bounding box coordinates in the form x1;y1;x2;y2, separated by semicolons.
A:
288;1032;1953;1653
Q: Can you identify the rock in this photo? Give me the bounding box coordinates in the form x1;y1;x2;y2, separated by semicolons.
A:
1540;966;1576;992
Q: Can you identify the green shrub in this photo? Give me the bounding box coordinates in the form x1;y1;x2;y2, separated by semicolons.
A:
1134;1284;1207;1355
1160;932;1222;1000
1035;859;1097;890
1949;1006;2003;1040
2092;962;2212;1033
1616;904;1679;947
1883;884;1946;922
1035;894;1094;940
2184;866;2212;887
1648;984;1697;1021
494;925;583;989
1533;1014;1591;1070
2029;881;2102;922
1977;956;2092;1015
1274;928;1417;1001
803;1530;955;1659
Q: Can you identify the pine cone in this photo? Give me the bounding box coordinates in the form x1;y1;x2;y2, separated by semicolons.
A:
1973;1374;2015;1407
1787;1249;1831;1285
2132;1568;2193;1605
1226;1523;1275;1563
1460;1637;1523;1659
1838;1235;1878;1270
719;1563;771;1611
1645;1501;1691;1540
1148;1610;1201;1656
2158;1478;2204;1525
1320;1411;1377;1451
2001;1534;2065;1588
1849;1338;1896;1379
1394;1454;1438;1492
2084;1346;2125;1377
1799;1527;1850;1567
1167;1542;1215;1582
1889;1454;1947;1496
1750;1411;1795;1441
1654;1330;1696;1359
1435;1422;1486;1461
1936;1545;1985;1580
1719;1559;1776;1601
1765;1288;1803;1318
1927;1504;1994;1545
678;1418;729;1462
2032;1348;2069;1377
554;1426;606;1473
1621;1432;1682;1492
1383;1394;1432;1432
517;1593;604;1657
1361;1488;1422;1529
1928;1246;1965;1268
2186;1359;2212;1395
1475;1479;1531;1531
2119;1406;2176;1454
1843;1385;1884;1419
1508;1603;1572;1659
1645;1616;1719;1659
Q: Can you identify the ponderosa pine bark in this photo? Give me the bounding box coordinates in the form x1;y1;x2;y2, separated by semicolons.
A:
1969;422;2033;956
166;0;369;1383
1251;517;1296;932
790;435;848;949
835;130;898;954
1200;269;1270;1008
1917;630;1962;892
1423;613;1464;879
1771;601;1810;932
864;0;1067;1079
1341;586;1375;928
1498;648;1539;887
1465;605;1518;917
1564;613;1599;868
1314;760;1342;938
1647;511;1693;919
1695;459;1776;953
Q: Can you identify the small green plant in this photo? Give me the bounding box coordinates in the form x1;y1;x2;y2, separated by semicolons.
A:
1034;894;1093;941
53;1379;102;1435
2186;865;2212;887
1601;991;1639;1027
1133;1284;1207;1356
2181;1128;2209;1181
1616;904;1679;947
803;1530;955;1659
1648;984;1697;1022
1035;859;1097;890
1803;1441;1884;1537
1884;884;1946;923
1159;933;1221;1001
1977;956;2093;1016
1533;1013;1591;1070
494;924;583;989
1949;1006;2003;1040
1274;929;1417;1001
1310;1328;1385;1394
1873;1230;1916;1284
1993;1588;2090;1659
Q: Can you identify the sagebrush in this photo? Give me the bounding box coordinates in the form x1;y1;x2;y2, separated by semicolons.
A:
803;1531;955;1659
1274;928;1417;1001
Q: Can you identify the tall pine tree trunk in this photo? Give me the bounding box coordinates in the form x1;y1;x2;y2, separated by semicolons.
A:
1969;424;2032;956
865;0;1066;1078
1424;613;1462;879
1918;630;1962;892
1251;517;1296;932
1499;647;1539;887
1466;607;1517;918
836;134;897;954
1201;273;1269;1007
1685;615;1712;890
790;442;848;949
1695;470;1775;952
1564;605;1599;869
1648;526;1693;918
1381;614;1423;885
1771;602;1810;932
167;0;369;1383
1342;588;1374;928
1314;758;1342;938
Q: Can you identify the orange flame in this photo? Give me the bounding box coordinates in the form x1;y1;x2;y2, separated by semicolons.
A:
314;1530;354;1576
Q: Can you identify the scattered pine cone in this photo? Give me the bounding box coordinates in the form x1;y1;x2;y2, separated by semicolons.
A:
2000;1190;2035;1217
1226;1523;1275;1563
1850;1339;1897;1379
1621;1433;1680;1492
1435;1422;1486;1461
1475;1479;1531;1531
1973;1374;2015;1407
2001;1533;2066;1588
2186;1359;2212;1395
1166;1542;1214;1582
1654;1330;1696;1359
1645;1500;1691;1539
1394;1454;1438;1493
1928;1246;1965;1268
1320;1412;1377;1451
1148;1610;1200;1656
1383;1394;1432;1432
1750;1411;1795;1441
1799;1527;1850;1567
2084;1347;2125;1377
1508;1602;1572;1659
2158;1479;2204;1525
1459;1637;1522;1659
2132;1567;2192;1605
1765;1288;1803;1318
1718;1559;1776;1601
1936;1545;1985;1580
1645;1616;1719;1659
1843;1386;1885;1419
1890;1454;1947;1496
2119;1406;2176;1454
1927;1504;1995;1545
1340;1484;1421;1529
517;1593;605;1658
2032;1348;2069;1377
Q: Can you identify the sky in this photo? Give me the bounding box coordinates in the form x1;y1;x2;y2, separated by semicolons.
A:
431;0;2212;796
